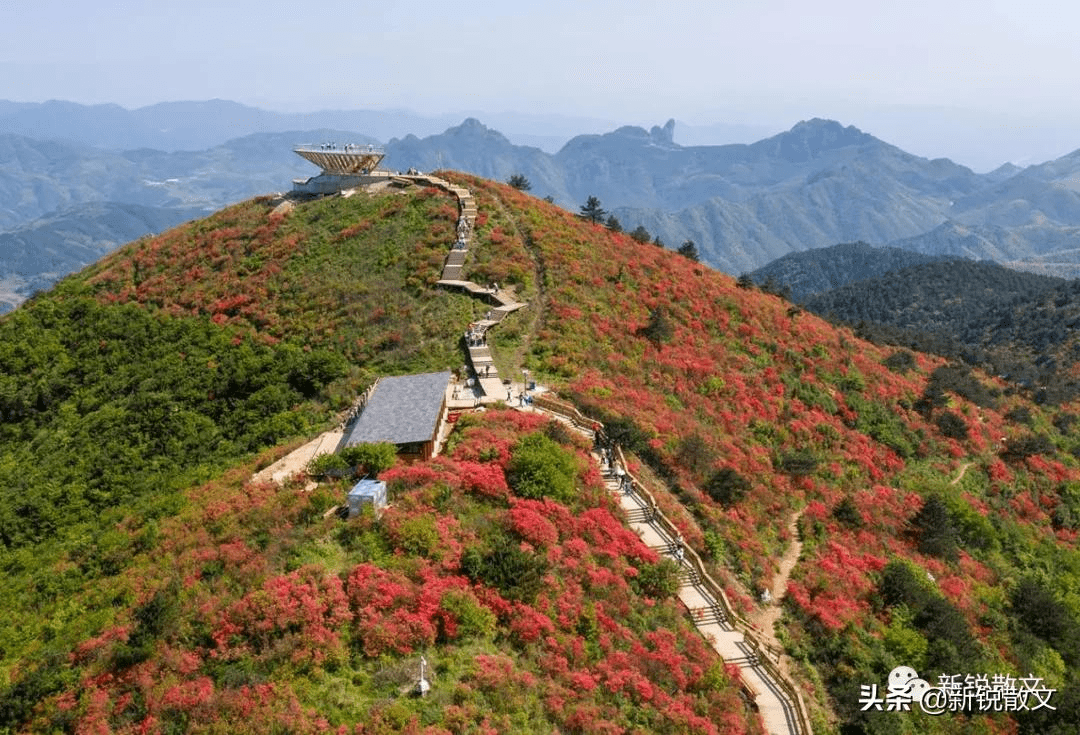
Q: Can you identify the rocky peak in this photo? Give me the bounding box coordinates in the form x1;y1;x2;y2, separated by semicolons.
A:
650;119;676;145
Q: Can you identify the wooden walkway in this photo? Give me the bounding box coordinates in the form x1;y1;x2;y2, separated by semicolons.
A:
529;397;814;735
375;175;811;734
399;174;527;403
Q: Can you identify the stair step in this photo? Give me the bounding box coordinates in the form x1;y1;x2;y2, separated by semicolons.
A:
687;605;727;625
725;655;759;667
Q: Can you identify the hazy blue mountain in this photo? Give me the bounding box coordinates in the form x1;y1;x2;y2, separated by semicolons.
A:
392;117;1012;273
0;99;615;154
383;119;566;197
0;130;379;230
0;99;460;151
4;108;1080;312
0;202;204;312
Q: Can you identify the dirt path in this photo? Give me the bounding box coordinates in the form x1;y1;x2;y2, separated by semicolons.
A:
950;461;973;486
749;511;804;640
484;188;545;374
251;428;343;487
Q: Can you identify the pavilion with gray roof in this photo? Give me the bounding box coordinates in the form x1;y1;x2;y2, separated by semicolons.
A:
342;371;452;462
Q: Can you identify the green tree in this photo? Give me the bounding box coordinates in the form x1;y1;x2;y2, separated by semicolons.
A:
340;442;398;476
507;173;532;191
629;225;651;243
831;496;863;528
640;306;674;344
461;535;547;602
703;467;751;507
507;433;577;502
630;558;681;598
676;433;713;476
913;495;959;561
578;196;606;224
605;214;622;232
677;240;700;261
935;410;969;440
306;452;349;477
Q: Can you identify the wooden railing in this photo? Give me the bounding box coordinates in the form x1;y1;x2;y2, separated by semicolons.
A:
340;377;380;430
531;393;814;735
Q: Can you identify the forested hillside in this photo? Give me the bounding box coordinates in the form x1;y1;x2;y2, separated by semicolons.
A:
799;259;1080;402
747;241;955;301
2;175;1080;733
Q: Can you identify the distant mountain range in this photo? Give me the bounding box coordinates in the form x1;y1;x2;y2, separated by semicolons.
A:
2;99;1080;311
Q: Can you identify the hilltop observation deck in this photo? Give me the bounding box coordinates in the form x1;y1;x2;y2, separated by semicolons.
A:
291;142;390;195
294;143;385;175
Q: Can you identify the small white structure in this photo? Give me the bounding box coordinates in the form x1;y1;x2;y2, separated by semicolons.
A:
347;478;387;517
415;655;431;697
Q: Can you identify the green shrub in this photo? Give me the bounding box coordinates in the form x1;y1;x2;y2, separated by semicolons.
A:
630;558;682;599
394;515;440;557
298;486;338;524
439;589;496;640
776;451;819;477
883;350;916;373
1002;433;1054;461
831;497;863;528
507;433;577;502
306;452;349;477
461;536;547;602
935;410;969;440
912;495;959;561
703;467;751;507
785;377;838;414
640;307;674;344
878;559;980;672
878;559;934;611
923;363;999;410
340;442;397;476
1010;577;1080;662
676;433;714;476
847;394;919;458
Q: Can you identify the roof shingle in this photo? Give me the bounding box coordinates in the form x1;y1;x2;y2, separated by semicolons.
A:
344;371;451;447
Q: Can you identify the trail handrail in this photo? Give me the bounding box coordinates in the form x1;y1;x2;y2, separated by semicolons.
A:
530;393;813;735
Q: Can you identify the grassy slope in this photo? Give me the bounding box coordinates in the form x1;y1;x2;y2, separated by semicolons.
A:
0;184;762;734
4;174;1080;733
0;186;478;721
26;410;760;734
454;174;1080;734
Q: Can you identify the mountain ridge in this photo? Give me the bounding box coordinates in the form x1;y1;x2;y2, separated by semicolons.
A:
2;175;1080;731
3;110;1080;311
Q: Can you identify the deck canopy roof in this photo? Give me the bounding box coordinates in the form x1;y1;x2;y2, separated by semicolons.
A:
293;144;385;175
343;371;451;447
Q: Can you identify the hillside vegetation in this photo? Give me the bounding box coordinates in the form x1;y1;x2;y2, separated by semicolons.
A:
2;175;1080;733
458;174;1080;733
0;186;478;723
746;241;956;302
798;259;1080;403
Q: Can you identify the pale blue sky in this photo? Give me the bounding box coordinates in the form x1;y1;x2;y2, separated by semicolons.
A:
2;0;1078;169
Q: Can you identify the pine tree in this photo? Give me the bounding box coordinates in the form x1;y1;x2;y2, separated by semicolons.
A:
579;196;606;224
507;173;531;191
677;240;700;262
